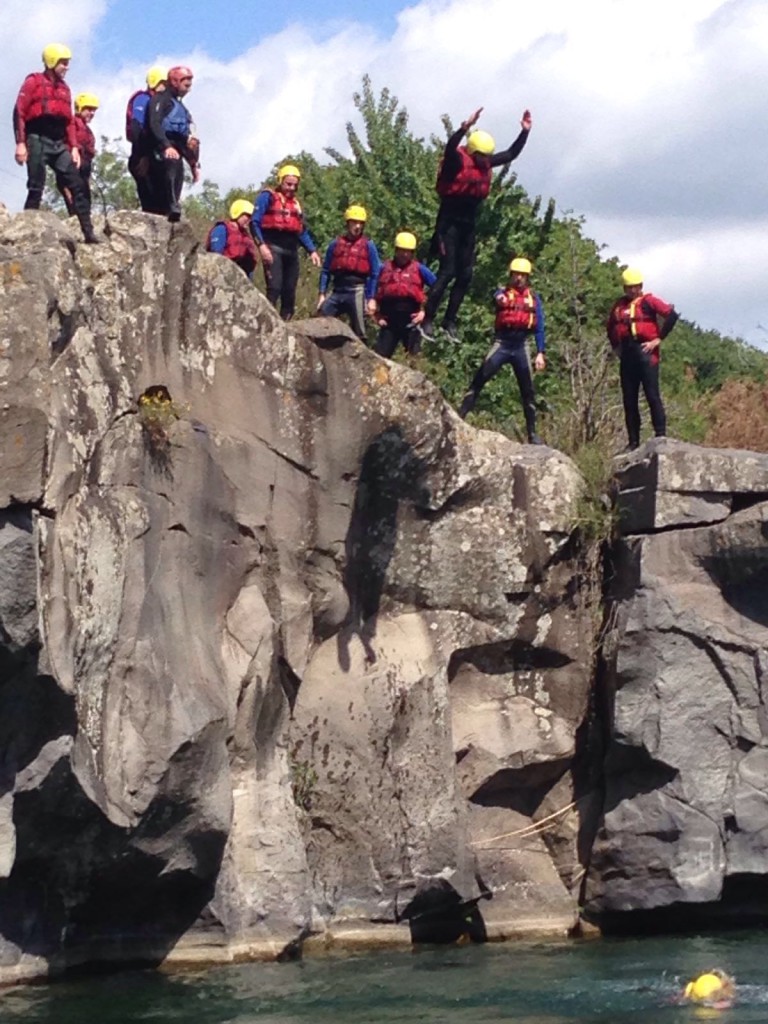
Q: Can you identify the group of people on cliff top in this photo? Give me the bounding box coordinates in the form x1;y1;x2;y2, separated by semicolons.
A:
13;45;679;452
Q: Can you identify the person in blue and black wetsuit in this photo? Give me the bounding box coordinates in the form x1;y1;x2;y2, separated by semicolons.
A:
206;199;258;278
317;205;381;340
126;65;166;212
251;164;321;320
459;257;546;444
422;106;532;341
147;65;199;222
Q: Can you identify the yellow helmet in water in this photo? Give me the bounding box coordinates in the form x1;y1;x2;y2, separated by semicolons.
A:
42;44;72;69
622;267;643;287
684;973;726;1003
509;257;532;275
278;164;301;182
74;93;99;113
466;130;495;156
230;199;254;221
344;205;367;223
394;231;417;251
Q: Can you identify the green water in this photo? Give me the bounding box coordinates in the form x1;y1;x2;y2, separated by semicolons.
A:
1;932;767;1022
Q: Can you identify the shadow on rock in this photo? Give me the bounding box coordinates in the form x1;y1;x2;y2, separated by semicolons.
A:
396;878;491;944
338;426;430;670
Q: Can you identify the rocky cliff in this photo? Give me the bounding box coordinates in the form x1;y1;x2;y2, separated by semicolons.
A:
1;210;766;984
0;210;596;982
585;440;768;930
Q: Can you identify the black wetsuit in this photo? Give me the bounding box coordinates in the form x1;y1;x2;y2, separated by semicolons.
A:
425;126;529;330
147;91;197;220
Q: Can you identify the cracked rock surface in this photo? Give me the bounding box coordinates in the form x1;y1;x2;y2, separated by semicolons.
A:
0;211;594;980
586;439;768;922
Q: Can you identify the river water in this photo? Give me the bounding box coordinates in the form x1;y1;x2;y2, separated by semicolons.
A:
1;931;767;1022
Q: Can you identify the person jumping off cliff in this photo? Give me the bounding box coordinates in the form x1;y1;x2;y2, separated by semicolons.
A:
421;106;532;342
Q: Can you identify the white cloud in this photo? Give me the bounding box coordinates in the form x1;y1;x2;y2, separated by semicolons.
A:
1;0;767;349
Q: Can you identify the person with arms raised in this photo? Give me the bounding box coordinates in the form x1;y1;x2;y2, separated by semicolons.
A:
422;105;532;341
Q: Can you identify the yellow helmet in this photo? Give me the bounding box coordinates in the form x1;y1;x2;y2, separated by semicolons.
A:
74;93;99;113
42;44;72;69
684;974;726;1003
344;205;367;223
509;257;532;275
466;130;495;156
230;199;254;221
622;267;643;286
394;231;417;251
146;65;167;89
278;164;301;182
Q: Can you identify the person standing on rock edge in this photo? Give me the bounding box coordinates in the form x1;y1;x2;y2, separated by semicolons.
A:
56;92;98;216
251;164;322;320
459;257;546;444
606;267;679;451
206;199;258;278
421;106;532;342
147;65;200;222
127;66;167;212
374;232;437;358
13;44;99;243
317;205;381;340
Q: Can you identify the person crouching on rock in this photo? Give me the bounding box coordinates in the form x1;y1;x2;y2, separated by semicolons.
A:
13;44;99;243
681;970;735;1010
147;65;200;222
373;232;436;358
458;257;546;444
206;199;258;278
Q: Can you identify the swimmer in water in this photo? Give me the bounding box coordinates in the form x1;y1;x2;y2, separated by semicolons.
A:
682;969;735;1009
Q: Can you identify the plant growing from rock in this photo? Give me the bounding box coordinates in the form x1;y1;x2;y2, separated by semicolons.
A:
289;758;318;812
137;386;182;444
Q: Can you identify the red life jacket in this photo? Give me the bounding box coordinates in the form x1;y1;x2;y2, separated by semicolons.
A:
329;235;371;276
260;190;304;234
74;116;96;162
608;295;661;345
14;72;74;144
376;259;425;305
205;220;258;270
436;146;492;200
495;287;537;332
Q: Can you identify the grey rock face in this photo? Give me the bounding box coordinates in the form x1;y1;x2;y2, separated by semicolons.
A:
0;211;593;979
587;439;768;920
614;437;768;532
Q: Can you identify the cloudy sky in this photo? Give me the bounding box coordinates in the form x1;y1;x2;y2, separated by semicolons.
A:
2;0;767;348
